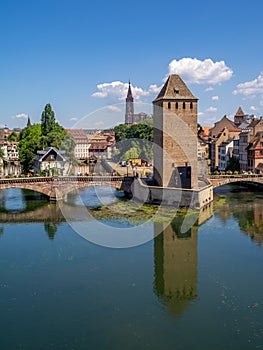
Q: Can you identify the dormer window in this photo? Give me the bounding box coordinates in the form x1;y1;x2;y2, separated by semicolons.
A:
174;89;179;94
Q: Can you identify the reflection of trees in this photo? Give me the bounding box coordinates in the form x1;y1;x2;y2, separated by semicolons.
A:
44;223;58;240
214;185;263;245
154;217;198;316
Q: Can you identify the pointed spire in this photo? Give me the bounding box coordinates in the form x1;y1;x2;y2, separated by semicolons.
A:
27;115;32;127
126;80;133;101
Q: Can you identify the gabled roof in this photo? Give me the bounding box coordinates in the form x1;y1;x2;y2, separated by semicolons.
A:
153;74;198;102
35;147;66;162
247;131;263;150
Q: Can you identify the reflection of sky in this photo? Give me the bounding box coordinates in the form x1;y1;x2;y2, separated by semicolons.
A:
1;188;26;212
67;186;122;208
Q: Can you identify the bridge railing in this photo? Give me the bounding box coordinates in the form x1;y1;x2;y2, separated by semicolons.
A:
208;174;263;179
0;175;132;184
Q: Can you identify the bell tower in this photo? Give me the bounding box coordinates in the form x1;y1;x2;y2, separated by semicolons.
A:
125;81;134;125
153;74;198;189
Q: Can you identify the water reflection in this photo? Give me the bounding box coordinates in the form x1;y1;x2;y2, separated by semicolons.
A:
214;184;263;245
44;223;59;240
154;219;198;316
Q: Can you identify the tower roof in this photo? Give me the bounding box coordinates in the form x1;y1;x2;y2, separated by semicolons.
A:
126;81;133;101
235;106;245;117
153;74;198;102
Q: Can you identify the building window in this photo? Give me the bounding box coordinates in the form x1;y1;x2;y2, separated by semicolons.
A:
183;102;186;109
168;102;171;109
190;102;193;110
175;102;178;109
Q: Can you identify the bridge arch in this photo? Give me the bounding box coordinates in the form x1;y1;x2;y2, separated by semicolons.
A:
208;175;263;189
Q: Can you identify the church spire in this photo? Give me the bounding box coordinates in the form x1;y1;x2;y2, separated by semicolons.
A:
125;81;134;125
27;115;32;127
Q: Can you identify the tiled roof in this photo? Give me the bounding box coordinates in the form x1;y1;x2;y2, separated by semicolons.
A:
153;74;197;102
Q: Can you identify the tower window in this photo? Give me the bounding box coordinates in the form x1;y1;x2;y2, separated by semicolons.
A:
174;89;179;94
175;102;178;109
168;102;171;109
183;102;186;109
190;102;193;110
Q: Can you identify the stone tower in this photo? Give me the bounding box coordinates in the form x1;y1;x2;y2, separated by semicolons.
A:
234;106;245;126
153;74;198;189
125;81;134;125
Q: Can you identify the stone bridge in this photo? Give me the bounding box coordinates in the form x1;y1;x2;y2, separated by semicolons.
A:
0;175;134;201
208;174;263;188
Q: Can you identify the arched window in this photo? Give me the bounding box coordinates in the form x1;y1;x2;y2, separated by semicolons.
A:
168;102;171;109
183;102;186;109
175;102;178;109
190;102;193;110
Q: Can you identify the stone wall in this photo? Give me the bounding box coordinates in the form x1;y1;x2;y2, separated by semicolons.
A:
131;178;213;209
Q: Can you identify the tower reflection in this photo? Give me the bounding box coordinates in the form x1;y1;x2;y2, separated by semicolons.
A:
154;218;198;316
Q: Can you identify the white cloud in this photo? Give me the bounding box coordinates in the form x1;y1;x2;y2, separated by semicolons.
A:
212;95;219;101
198;112;204;116
168;58;233;85
148;84;162;94
92;81;150;101
250;105;257;111
206;106;218;113
260;101;263;106
233;72;263;97
13;113;28;119
69;117;78;121
107;105;122;112
94;121;105;127
205;86;214;92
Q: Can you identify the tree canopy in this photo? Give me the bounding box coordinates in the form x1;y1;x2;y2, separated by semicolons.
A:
18;103;76;173
114;118;153;162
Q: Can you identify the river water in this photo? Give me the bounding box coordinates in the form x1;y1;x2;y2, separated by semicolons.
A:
0;184;263;350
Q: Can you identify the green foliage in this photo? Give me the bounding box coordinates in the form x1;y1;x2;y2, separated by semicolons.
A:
114;124;129;142
60;132;77;165
114;119;153;162
123;146;139;161
18;124;42;173
41;103;56;136
18;103;75;173
226;156;240;172
7;131;18;142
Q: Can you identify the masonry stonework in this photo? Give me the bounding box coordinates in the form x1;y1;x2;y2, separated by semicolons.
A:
153;75;198;189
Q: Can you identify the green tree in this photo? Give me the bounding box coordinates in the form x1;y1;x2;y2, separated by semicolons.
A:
114;124;129;142
226;156;240;172
41;103;56;136
60;132;78;174
18;124;42;173
7;131;18;142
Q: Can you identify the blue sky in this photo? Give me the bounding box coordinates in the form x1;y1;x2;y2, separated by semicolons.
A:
1;0;263;129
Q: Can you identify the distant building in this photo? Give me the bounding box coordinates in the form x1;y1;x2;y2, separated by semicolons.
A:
247;132;263;173
87;131;116;159
218;140;233;171
125;81;148;125
34;147;67;175
66;129;90;160
234;106;246;126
